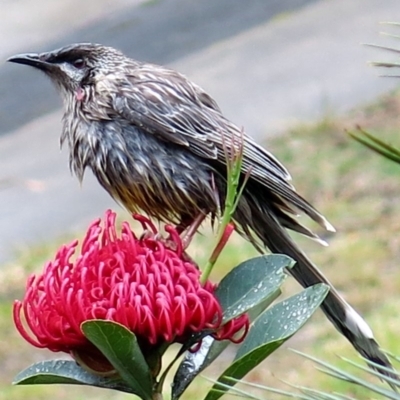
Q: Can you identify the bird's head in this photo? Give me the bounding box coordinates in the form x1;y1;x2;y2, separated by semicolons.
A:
7;43;126;99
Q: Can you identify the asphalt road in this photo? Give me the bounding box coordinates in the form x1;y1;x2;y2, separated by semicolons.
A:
1;0;400;263
0;0;316;135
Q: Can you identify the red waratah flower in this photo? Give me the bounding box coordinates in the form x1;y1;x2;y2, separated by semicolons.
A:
13;210;248;358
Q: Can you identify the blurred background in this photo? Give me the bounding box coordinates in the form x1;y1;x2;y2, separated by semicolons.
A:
2;0;400;399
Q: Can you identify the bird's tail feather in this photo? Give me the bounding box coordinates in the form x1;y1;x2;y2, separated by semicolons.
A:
240;205;395;377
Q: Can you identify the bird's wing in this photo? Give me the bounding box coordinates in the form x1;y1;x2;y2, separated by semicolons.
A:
111;65;332;229
113;70;219;160
112;65;291;186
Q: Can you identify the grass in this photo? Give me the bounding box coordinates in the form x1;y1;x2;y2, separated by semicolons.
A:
3;90;400;399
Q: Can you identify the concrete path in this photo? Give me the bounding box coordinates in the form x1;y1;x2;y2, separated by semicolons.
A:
1;0;400;262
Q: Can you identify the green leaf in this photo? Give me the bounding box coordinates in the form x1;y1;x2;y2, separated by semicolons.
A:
81;320;153;400
13;359;133;393
348;127;400;164
235;351;400;399
171;254;290;400
207;375;314;400
292;351;400;399
215;254;293;323
204;284;329;400
172;295;281;400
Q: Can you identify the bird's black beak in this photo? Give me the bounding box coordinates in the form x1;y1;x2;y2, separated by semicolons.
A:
7;53;52;71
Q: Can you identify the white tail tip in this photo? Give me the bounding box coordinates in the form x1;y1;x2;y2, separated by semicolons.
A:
323;217;336;233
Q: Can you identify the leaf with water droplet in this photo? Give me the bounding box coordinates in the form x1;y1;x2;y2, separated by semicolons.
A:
203;284;329;400
172;254;293;400
13;359;134;393
215;254;294;323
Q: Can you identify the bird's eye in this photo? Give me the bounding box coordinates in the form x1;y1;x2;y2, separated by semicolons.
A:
72;58;86;69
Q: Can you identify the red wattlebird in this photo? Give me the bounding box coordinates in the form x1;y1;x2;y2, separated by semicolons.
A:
8;43;393;374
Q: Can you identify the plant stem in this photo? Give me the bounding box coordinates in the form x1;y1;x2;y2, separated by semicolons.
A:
154;347;186;395
200;130;246;284
152;391;163;400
